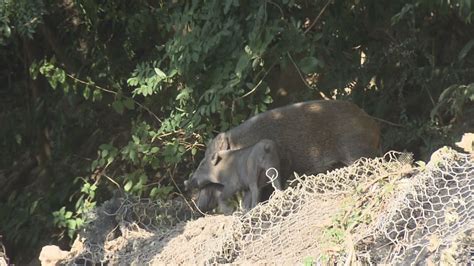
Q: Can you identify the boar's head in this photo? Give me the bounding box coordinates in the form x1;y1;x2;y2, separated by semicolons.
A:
184;133;231;190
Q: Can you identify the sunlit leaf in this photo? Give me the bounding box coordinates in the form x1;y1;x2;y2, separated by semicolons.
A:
124;180;133;192
154;67;167;79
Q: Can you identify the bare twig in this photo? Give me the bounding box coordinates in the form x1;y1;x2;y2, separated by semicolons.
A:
236;77;265;100
370;116;406;128
266;0;284;18
168;170;207;216
234;62;278;100
286;52;330;99
303;0;332;35
423;86;436;106
101;173;122;190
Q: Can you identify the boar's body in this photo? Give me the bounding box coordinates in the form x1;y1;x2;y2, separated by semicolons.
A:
203;100;380;179
190;100;380;212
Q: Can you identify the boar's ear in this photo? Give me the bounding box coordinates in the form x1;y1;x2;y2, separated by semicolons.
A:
263;143;271;152
212;150;231;165
214;133;231;151
211;152;222;165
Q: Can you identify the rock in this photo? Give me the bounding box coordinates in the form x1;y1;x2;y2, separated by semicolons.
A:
0;257;7;266
38;245;68;266
456;133;474;154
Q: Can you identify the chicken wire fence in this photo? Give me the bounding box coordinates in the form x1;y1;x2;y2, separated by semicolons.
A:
66;146;473;265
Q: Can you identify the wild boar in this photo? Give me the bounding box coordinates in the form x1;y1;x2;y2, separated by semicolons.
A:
187;100;380;212
187;139;281;213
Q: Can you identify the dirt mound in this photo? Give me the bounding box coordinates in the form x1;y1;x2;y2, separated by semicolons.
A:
49;141;474;265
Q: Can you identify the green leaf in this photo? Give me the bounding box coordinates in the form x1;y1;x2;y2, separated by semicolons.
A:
150;187;159;198
263;94;273;104
129;149;138;163
106;156;114;166
15;134;22;145
76;218;84;228
98;158;105;167
224;0;233;14
139;174;148;183
168;68;178;78
48;77;58;89
83;86;91;100
299;57;321;74
56;68;66;83
67;219;76;229
99;143;113;150
124;180;133;192
132;135;140;144
112;101;125;114
30;200;39;214
303;257;314;266
91;160;98;171
235;53;250;77
92;90;102;102
127;77;139;86
458;39;474;61
391;4;414;25
29;61;39;80
123;98;135;110
154;67;167;79
151;157;160;169
62;82;70;93
65;211;73;219
81;183;91;193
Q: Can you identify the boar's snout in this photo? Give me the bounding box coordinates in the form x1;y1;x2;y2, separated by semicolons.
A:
183;179;191;191
186;157;215;190
184;174;200;191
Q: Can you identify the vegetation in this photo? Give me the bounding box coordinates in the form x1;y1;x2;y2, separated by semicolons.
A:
0;0;473;263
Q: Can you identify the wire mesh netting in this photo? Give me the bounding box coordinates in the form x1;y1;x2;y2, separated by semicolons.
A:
64;146;473;265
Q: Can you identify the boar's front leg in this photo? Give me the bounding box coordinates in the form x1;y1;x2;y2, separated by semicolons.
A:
197;184;233;214
217;198;233;214
215;186;234;215
242;190;253;210
249;183;260;209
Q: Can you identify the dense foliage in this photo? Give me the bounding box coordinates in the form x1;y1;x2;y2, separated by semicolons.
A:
0;0;473;262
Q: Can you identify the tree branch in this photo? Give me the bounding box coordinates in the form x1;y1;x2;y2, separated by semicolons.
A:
66;73;163;123
303;0;332;35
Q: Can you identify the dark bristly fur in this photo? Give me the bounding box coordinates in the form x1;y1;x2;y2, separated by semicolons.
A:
187;100;380;212
188;139;281;213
